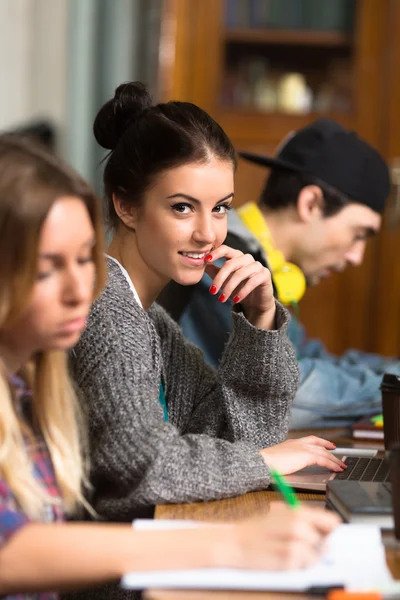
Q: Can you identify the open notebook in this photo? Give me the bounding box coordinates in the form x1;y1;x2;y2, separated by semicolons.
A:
121;520;393;593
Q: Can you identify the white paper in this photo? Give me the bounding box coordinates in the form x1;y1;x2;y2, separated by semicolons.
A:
122;522;393;592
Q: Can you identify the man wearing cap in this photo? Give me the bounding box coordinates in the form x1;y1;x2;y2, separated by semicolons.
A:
158;118;400;429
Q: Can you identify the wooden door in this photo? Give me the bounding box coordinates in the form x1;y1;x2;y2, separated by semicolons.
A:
158;0;390;355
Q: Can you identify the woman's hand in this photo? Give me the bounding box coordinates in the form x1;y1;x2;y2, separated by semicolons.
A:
260;436;347;474
227;502;341;570
205;245;276;330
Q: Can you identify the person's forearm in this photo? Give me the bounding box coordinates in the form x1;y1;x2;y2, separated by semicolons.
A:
0;522;235;595
244;306;276;330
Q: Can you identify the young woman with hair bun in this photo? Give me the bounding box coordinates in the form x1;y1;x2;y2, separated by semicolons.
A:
70;81;345;525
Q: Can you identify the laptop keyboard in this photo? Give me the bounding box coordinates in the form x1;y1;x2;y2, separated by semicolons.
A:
383;482;392;494
335;457;390;482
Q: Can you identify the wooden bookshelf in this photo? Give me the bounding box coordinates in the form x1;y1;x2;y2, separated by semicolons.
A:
224;28;353;47
159;0;399;357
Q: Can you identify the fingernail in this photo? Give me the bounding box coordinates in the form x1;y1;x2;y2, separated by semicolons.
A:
218;293;226;302
205;254;213;262
233;295;240;303
332;443;337;448
209;285;217;295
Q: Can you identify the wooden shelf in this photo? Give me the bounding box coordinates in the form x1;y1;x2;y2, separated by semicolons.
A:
219;108;353;119
214;109;353;144
224;28;353;47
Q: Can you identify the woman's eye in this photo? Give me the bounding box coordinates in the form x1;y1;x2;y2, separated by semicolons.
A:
37;271;51;281
78;256;94;265
172;203;192;214
213;203;232;215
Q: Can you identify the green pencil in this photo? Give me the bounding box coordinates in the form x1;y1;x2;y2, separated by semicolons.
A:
270;468;300;509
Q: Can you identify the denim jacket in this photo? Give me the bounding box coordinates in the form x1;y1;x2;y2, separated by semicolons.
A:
173;210;400;429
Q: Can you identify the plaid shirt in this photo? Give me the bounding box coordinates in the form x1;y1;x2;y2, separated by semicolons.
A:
0;376;65;600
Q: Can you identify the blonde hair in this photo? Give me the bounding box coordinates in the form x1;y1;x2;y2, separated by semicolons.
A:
0;136;106;519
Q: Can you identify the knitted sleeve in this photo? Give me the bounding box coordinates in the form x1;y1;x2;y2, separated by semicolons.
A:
70;282;270;520
152;301;299;448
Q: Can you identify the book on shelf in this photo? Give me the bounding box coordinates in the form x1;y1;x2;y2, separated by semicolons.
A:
266;0;303;30
225;0;251;28
302;0;355;32
224;0;356;32
351;414;384;440
249;0;269;29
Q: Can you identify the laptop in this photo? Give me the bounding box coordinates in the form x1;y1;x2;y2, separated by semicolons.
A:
285;448;385;492
326;480;393;529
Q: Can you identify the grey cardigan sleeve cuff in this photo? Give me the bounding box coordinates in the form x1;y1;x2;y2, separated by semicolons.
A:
232;299;290;332
226;300;292;364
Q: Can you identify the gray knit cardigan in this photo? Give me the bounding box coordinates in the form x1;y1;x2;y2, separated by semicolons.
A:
71;259;299;520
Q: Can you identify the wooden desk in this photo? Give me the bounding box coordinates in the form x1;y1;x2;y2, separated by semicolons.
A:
145;431;400;600
155;489;325;521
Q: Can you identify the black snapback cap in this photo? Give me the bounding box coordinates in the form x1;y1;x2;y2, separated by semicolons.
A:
239;118;390;214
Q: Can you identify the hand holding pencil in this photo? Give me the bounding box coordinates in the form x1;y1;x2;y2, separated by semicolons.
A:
231;467;340;571
229;501;341;571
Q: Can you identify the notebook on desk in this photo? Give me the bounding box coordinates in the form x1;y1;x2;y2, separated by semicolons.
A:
285;448;384;492
122;522;394;592
326;480;393;529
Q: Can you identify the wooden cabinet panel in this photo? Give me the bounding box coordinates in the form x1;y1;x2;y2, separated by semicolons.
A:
372;0;400;356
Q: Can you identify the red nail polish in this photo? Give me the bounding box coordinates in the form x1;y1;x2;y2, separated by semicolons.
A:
218;293;226;302
233;295;240;303
205;254;213;262
209;285;217;295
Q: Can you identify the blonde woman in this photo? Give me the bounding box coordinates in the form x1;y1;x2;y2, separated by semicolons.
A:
0;136;339;599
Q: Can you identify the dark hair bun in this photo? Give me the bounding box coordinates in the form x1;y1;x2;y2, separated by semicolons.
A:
93;82;153;150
